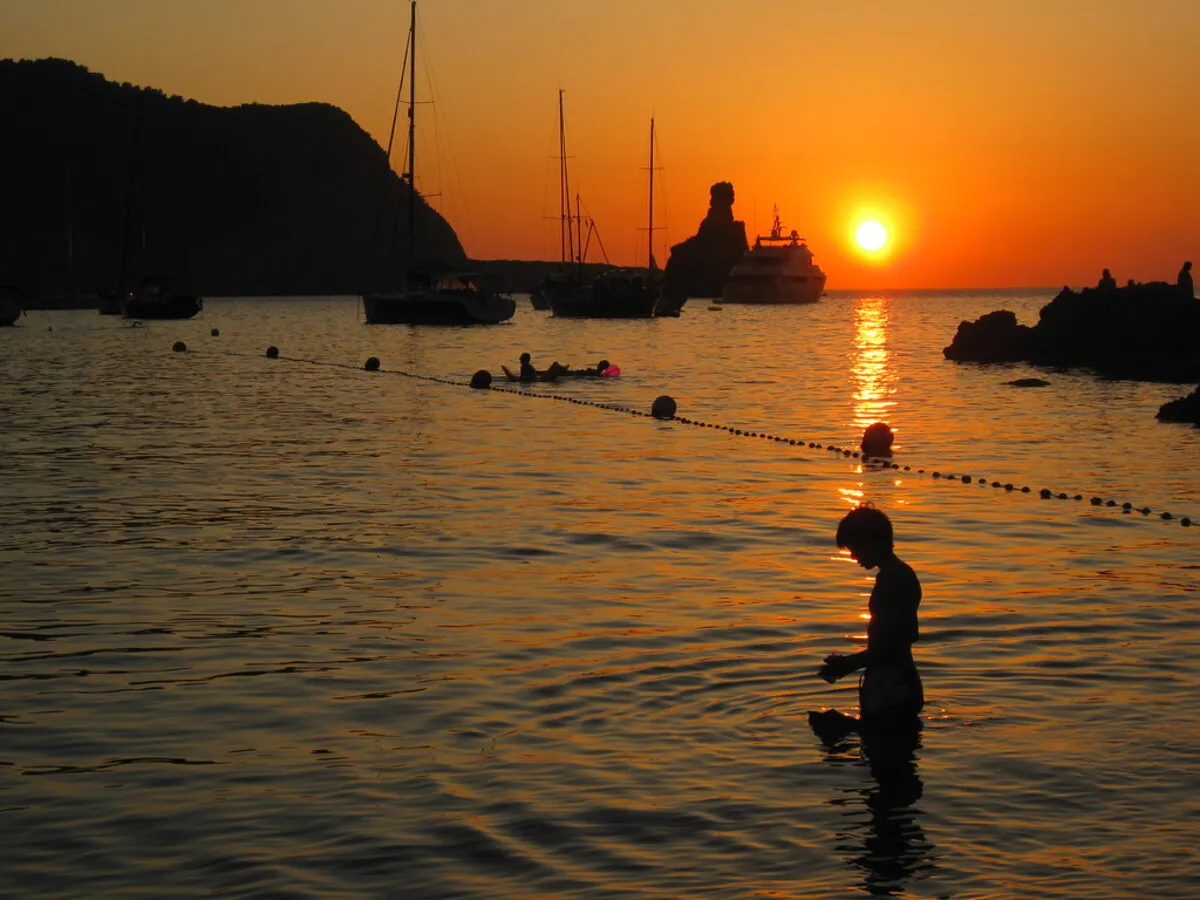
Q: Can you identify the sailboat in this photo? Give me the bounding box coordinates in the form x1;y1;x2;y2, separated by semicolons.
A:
362;2;513;326
533;91;600;312
102;94;202;319
551;118;665;319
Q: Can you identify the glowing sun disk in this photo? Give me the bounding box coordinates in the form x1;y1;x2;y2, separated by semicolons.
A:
856;220;888;252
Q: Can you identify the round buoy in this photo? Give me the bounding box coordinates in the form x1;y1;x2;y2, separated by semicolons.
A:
651;395;677;420
266;346;279;359
469;369;492;390
172;341;187;353
364;357;381;371
210;328;220;337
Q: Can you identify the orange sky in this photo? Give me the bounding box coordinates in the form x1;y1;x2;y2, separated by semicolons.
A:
4;0;1198;288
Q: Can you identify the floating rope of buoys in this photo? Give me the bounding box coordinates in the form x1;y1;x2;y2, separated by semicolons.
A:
203;342;1195;530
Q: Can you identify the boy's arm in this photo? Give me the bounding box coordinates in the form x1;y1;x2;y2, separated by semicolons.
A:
818;650;867;682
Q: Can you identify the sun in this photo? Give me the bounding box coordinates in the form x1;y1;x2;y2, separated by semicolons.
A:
855;220;888;252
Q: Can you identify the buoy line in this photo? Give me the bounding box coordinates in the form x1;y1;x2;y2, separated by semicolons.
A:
177;341;1197;530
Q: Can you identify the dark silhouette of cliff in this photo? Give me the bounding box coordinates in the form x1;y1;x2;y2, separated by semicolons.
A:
663;181;748;304
944;281;1200;382
0;58;465;300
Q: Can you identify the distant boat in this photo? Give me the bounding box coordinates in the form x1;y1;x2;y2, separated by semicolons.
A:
1;285;25;326
549;118;667;319
721;207;826;304
362;2;513;326
119;281;203;320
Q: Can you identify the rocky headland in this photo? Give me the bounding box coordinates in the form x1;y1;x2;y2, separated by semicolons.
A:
1;58;465;300
944;281;1200;383
663;182;748;304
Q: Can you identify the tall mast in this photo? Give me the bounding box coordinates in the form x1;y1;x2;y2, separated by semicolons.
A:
406;0;417;268
647;117;655;271
558;90;575;270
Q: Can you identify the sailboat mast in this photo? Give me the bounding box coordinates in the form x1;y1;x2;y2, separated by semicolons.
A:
647;117;655;271
406;0;417;268
558;90;575;270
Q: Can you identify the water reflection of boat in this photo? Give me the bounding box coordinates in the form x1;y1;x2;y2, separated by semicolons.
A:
362;2;513;327
721;207;826;304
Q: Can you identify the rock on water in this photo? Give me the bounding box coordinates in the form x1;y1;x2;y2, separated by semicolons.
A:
663;182;749;305
1156;385;1200;425
945;282;1200;382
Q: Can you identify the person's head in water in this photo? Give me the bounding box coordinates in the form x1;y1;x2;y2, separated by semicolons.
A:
520;352;531;364
836;504;894;570
861;422;895;457
596;359;610;372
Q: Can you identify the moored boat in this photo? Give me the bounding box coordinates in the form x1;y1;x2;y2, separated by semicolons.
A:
548;268;662;319
364;270;514;325
1;285;24;325
119;283;203;320
721;208;826;304
548;118;668;319
361;2;512;327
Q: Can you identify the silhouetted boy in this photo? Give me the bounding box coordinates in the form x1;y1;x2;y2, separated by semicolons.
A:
810;505;924;737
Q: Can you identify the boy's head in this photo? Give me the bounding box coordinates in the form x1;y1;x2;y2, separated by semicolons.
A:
836;504;894;569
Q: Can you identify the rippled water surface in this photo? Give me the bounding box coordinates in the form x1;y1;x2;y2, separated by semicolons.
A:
3;293;1198;899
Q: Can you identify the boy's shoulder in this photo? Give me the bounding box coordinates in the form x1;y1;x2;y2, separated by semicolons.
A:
876;556;921;592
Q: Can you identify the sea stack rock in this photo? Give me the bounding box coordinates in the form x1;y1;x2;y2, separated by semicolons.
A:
663;182;749;305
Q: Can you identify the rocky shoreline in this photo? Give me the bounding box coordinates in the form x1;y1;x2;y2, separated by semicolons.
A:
944;281;1200;383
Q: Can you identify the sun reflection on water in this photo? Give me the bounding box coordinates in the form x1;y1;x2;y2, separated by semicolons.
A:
850;295;896;432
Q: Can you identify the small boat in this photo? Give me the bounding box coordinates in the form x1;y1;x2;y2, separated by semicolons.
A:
721;207;826;304
364;270;514;325
97;291;123;315
119;282;203;320
361;2;512;327
1;285;24;326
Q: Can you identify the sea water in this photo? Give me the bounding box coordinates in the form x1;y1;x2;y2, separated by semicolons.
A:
2;292;1198;899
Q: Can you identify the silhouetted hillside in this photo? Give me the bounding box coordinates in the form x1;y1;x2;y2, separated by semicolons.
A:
0;58;465;299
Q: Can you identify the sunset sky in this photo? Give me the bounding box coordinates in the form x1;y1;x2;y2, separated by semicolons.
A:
3;0;1198;289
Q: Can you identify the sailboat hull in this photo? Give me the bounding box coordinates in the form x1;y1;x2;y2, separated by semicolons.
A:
0;291;23;326
120;294;203;320
362;290;515;325
549;270;662;319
